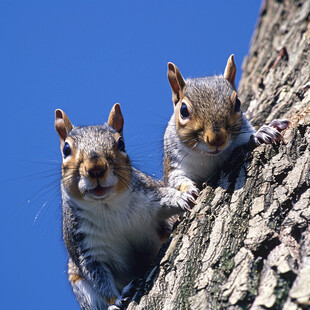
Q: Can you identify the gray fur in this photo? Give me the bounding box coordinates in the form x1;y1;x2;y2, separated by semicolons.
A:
164;74;255;190
185;76;233;113
164;112;254;189
164;73;290;190
61;124;193;310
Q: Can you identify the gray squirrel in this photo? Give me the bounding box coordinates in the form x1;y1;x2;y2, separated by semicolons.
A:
55;104;195;310
164;55;290;193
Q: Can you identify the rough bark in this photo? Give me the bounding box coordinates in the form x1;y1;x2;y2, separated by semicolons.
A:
128;0;310;309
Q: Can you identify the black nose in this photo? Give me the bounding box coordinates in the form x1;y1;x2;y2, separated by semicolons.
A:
88;167;105;179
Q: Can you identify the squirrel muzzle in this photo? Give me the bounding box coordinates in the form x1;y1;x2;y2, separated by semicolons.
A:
204;128;229;150
83;158;109;182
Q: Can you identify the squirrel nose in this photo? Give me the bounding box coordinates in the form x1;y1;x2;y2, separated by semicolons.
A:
87;167;106;179
207;134;226;147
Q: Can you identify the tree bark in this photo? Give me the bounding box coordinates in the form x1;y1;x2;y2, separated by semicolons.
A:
128;0;310;309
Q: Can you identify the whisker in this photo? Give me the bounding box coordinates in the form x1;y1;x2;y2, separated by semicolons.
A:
178;141;198;167
113;172;134;193
34;201;49;224
19;158;62;165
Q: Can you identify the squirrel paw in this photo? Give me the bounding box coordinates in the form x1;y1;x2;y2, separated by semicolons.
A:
179;182;200;198
178;191;197;212
108;279;140;310
268;119;291;131
159;186;197;216
252;119;290;146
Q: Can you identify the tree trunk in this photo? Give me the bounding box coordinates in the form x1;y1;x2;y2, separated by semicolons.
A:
128;0;310;309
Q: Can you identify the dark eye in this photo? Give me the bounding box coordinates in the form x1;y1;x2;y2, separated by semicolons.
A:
63;142;71;158
117;138;125;152
180;103;190;119
235;98;241;112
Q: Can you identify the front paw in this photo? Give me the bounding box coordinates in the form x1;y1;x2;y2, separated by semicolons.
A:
179;182;200;198
178;190;197;212
268;119;291;131
252;119;290;145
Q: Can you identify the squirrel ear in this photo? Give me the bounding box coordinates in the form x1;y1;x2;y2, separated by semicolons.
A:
224;54;237;90
108;103;124;134
167;62;186;105
55;109;73;142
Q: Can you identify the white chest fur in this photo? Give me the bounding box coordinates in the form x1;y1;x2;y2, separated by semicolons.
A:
68;190;160;272
165;114;254;184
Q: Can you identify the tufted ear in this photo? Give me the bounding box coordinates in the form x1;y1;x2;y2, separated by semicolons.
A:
167;62;186;105
108;103;124;134
224;54;237;90
55;109;73;147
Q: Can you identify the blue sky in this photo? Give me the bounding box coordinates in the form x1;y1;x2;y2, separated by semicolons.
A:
0;1;261;309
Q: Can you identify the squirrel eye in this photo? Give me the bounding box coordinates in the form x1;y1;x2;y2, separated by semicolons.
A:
235;98;241;112
63;142;71;158
180;103;190;119
117;138;125;152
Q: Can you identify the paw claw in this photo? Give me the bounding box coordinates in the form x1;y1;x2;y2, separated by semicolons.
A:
268;119;291;131
189;197;197;205
178;192;197;211
254;119;288;145
191;188;200;198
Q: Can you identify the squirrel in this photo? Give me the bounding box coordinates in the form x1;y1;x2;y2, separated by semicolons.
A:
55;104;195;310
164;55;290;193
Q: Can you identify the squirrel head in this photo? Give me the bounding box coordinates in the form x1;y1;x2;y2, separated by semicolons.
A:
55;104;131;202
167;55;243;155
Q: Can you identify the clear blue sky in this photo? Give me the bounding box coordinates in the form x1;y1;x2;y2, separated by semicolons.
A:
0;1;261;309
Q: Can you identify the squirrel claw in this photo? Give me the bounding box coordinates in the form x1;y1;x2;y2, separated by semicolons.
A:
188;197;197;205
268;119;291;131
191;189;200;198
182;192;197;211
252;119;290;146
177;182;199;210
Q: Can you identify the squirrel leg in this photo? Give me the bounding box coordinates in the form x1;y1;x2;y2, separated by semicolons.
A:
251;119;291;146
79;261;120;309
158;187;197;218
71;278;110;310
68;259;112;310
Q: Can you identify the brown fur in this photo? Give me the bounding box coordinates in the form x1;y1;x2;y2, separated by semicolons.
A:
56;104;132;201
105;297;117;306
109;136;132;194
69;273;83;285
61;136;132;199
168;56;243;152
61;137;84;200
224;54;237;90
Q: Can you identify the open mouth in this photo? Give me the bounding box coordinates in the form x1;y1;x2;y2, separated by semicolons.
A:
207;148;221;155
87;185;113;198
